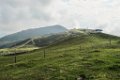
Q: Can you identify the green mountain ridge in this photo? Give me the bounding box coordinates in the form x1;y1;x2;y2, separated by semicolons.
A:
0;29;119;49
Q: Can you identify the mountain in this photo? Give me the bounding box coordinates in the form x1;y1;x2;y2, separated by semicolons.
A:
0;31;76;48
0;30;120;80
0;29;119;49
0;25;68;46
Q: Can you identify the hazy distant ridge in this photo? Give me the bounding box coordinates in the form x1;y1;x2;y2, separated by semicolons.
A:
0;25;67;45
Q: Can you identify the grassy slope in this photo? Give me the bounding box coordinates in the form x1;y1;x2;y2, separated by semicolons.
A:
0;33;120;80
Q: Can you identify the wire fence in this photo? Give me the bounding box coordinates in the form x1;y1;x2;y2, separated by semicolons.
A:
0;34;120;79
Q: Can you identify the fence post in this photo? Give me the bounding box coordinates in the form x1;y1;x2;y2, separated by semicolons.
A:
44;49;46;58
14;52;16;63
79;45;82;51
109;38;111;46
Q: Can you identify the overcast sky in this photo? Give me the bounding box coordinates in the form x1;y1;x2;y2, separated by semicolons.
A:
0;0;120;37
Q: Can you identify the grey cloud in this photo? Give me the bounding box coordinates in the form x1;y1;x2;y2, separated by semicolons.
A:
0;0;120;37
62;0;70;2
0;6;15;24
37;0;52;5
30;7;51;21
0;0;52;7
0;0;52;24
0;0;17;7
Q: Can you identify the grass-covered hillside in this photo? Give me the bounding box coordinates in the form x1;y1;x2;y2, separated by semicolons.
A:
0;32;120;80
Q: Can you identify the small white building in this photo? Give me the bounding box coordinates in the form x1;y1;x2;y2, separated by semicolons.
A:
80;29;103;33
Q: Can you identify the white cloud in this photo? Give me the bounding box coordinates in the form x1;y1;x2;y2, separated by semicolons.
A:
0;0;120;37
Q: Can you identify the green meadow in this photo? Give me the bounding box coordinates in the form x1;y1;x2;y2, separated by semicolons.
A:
0;33;120;80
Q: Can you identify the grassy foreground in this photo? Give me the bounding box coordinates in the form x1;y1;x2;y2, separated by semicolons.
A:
0;33;120;80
